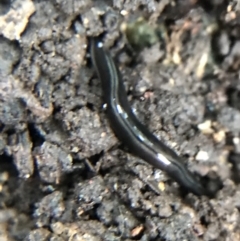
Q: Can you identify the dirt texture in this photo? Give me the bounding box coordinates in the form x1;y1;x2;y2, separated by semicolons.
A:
1;0;240;240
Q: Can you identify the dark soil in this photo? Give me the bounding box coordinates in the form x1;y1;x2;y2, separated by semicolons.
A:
1;0;240;240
